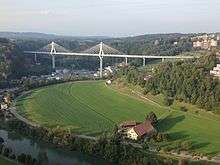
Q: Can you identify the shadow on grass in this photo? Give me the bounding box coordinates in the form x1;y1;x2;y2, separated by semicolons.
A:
206;151;220;156
17;97;33;102
191;141;210;150
87;131;104;137
168;131;189;141
157;114;185;132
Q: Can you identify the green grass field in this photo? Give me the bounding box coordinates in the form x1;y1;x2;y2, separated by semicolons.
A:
16;81;166;135
16;81;220;155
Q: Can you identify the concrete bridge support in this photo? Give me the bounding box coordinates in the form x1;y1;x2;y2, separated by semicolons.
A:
99;56;103;78
98;42;104;78
34;53;37;64
162;58;165;62
125;57;128;65
52;55;55;70
143;57;146;66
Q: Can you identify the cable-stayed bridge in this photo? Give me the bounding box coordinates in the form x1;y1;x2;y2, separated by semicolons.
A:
24;42;199;77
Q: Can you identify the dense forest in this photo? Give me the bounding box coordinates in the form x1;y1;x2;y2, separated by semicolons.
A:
0;38;26;79
106;33;194;55
118;53;220;112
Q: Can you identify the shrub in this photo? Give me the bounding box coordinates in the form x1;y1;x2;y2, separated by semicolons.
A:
0;144;4;153
180;141;192;151
10;154;16;160
146;111;158;125
180;106;188;112
153;133;169;142
3;147;10;157
163;96;174;106
142;90;147;95
17;153;26;163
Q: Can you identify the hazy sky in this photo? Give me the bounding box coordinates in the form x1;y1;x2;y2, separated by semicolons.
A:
0;0;220;37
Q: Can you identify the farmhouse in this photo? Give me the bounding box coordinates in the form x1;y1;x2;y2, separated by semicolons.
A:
119;119;156;140
126;120;156;140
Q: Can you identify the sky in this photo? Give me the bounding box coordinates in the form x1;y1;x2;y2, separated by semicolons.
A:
0;0;220;37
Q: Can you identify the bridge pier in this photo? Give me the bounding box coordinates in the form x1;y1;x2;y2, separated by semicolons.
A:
162;58;165;62
99;56;103;78
143;57;145;66
125;57;128;65
34;53;37;64
52;55;55;70
98;42;104;78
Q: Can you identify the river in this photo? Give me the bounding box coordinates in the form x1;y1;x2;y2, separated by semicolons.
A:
0;127;111;165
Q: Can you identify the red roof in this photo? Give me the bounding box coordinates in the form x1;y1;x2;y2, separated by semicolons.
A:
120;121;137;128
133;120;155;137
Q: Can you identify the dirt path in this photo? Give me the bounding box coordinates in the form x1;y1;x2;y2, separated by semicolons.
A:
8;91;40;128
8;107;40;127
106;84;171;120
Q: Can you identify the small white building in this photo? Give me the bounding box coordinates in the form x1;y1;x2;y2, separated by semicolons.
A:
0;103;8;110
93;73;98;77
210;39;218;47
127;127;139;140
105;66;113;74
210;64;220;79
173;41;178;45
106;80;112;85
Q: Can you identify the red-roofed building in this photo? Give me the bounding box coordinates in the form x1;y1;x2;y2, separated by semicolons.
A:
126;120;156;140
119;121;138;129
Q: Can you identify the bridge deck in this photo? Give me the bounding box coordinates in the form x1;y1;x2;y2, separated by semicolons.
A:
24;51;198;59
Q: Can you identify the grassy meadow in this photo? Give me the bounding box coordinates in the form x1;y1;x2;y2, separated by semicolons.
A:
16;81;220;155
16;81;166;135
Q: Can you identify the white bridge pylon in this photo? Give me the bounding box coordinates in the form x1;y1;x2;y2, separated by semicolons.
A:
24;41;199;78
50;42;56;69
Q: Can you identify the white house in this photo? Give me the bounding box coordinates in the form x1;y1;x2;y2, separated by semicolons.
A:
127;127;139;140
106;80;112;85
0;103;8;110
210;64;220;79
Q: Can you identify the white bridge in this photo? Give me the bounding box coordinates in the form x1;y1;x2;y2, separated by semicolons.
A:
24;42;199;77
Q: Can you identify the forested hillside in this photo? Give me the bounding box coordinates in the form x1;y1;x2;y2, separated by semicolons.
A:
0;38;10;80
118;53;220;112
0;38;27;79
106;33;193;55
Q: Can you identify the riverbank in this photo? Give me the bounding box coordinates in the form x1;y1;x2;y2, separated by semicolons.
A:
0;120;111;165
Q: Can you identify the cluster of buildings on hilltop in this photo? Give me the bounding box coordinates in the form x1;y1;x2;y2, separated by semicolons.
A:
210;64;220;80
192;34;220;50
210;52;220;80
119;119;157;141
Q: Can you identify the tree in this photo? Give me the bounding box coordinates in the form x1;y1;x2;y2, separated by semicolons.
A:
146;111;158;125
37;151;48;165
163;95;174;106
17;153;26;163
